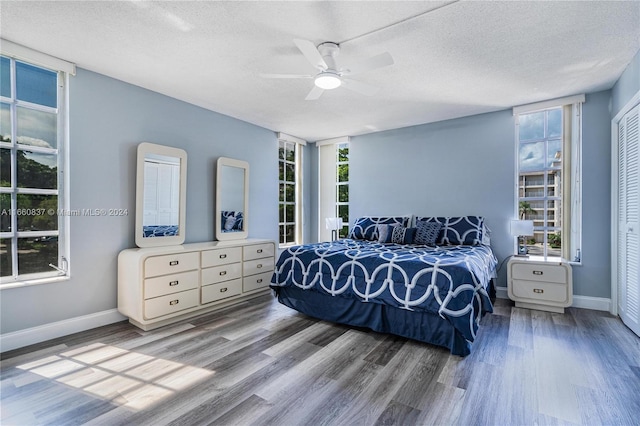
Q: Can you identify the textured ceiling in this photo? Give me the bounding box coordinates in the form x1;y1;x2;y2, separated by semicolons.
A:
1;1;639;141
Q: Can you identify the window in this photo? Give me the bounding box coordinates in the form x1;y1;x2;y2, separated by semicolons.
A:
336;143;349;238
278;133;305;247
514;95;583;261
0;46;71;285
318;136;350;241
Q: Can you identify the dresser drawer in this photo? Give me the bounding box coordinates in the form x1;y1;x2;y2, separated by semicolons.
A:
511;262;568;284
243;271;273;293
511;279;569;304
144;270;199;299
144;289;199;319
202;247;242;268
243;257;274;277
144;252;199;278
201;262;242;286
201;279;242;304
243;243;275;261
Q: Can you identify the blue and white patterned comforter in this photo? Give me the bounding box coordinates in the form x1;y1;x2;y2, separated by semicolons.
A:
271;239;497;343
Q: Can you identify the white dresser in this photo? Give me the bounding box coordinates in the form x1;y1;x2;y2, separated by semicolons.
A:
118;239;275;330
507;256;573;313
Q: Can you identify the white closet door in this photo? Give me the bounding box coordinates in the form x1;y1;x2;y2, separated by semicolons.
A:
618;104;640;337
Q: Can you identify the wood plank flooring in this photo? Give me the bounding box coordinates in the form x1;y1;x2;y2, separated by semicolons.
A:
2;294;639;425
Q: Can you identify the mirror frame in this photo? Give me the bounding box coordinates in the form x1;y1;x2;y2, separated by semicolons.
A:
135;142;187;248
216;157;249;241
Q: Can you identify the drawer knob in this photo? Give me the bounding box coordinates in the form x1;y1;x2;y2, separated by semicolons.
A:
169;280;179;286
220;254;227;259
169;260;179;266
257;264;263;268
220;271;227;276
169;299;179;305
533;288;544;294
220;287;228;293
533;270;543;275
257;278;263;283
257;249;263;253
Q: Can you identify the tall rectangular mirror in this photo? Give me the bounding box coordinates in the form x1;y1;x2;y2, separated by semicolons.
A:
216;157;249;241
135;142;187;248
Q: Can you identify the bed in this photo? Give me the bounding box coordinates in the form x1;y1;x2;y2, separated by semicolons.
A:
270;216;497;356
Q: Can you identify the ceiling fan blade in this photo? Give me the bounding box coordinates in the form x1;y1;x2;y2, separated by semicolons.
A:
341;78;380;96
305;85;324;100
260;73;313;79
293;38;328;70
344;52;394;75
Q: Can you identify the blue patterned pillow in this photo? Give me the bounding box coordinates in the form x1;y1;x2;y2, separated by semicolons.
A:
348;216;410;241
414;221;442;246
415;216;487;245
391;226;416;244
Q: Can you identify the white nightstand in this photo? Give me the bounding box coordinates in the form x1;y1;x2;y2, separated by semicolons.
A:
507;256;573;313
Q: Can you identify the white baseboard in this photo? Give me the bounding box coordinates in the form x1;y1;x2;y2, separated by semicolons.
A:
0;309;126;353
571;295;612;312
494;286;611;312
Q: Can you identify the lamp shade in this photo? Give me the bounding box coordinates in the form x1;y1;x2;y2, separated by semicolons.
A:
510;220;534;237
325;217;344;230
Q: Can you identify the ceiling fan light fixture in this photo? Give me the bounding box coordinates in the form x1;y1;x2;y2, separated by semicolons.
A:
314;72;341;90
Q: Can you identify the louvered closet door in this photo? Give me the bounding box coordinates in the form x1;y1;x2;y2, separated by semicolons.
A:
618;104;640;337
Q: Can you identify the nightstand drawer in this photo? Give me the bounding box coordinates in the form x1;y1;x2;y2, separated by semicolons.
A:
511;279;569;304
511;262;567;284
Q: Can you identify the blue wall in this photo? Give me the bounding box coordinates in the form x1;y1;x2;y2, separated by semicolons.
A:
0;69;279;334
345;91;613;297
612;49;640;117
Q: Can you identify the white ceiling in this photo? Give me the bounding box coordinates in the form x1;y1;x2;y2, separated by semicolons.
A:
1;1;639;141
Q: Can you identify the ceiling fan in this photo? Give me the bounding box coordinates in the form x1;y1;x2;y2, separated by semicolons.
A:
261;39;394;100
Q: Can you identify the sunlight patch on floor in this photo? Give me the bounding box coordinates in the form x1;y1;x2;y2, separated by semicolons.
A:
16;342;214;411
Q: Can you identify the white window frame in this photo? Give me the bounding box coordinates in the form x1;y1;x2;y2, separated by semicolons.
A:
513;94;584;263
277;132;305;248
0;41;73;288
317;136;350;242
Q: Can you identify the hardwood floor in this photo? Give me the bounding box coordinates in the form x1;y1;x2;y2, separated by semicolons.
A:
2;293;639;425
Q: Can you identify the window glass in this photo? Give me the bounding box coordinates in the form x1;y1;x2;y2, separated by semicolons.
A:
518;111;544;141
1;102;10;142
17;106;57;149
1;148;10;187
16;194;58;231
17;236;58;275
0;57;10;98
0;193;10;232
547;139;562;169
0;239;12;275
17;151;57;189
16;61;57;108
547;108;562;138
